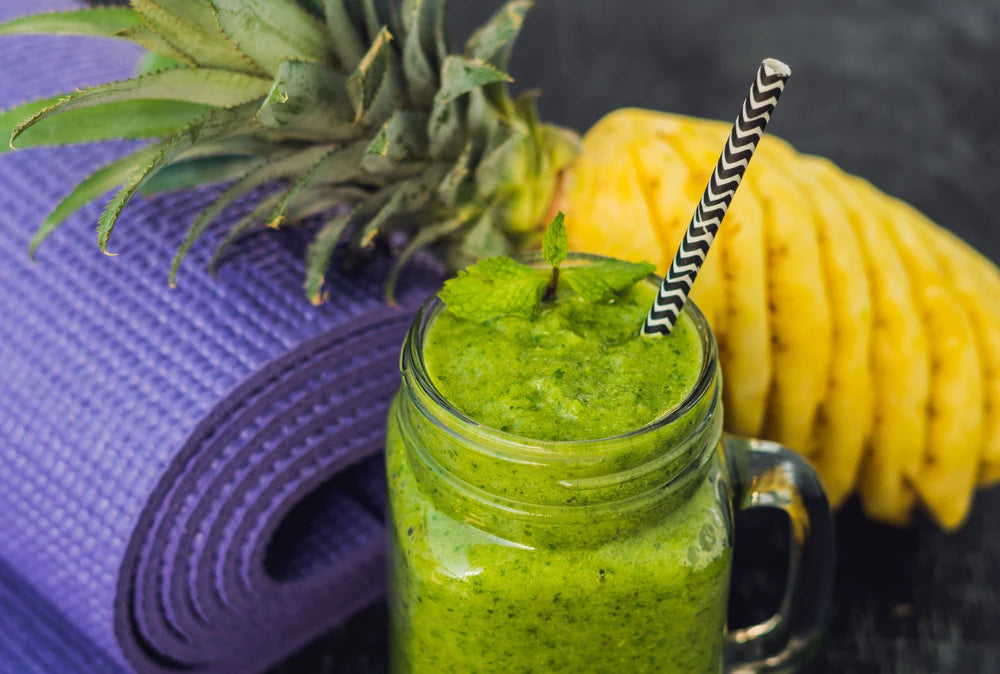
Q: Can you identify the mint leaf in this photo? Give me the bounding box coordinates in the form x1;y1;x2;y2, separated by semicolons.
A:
562;259;657;302
438;256;549;322
541;211;567;268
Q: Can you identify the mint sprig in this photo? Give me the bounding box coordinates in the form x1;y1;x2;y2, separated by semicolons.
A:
438;257;548;323
562;259;656;302
438;212;656;323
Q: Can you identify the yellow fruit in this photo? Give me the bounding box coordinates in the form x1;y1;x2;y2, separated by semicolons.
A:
881;197;983;529
794;156;874;508
905;215;1000;487
556;108;1000;528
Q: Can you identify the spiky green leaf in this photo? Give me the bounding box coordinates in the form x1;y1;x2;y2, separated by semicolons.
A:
362;109;427;168
257;60;357;140
136;52;186;77
210;189;290;274
211;0;334;73
10;69;270;147
1;98;210;153
96;101;259;253
323;0;367;69
29;143;163;256
346;26;395;122
464;0;530;68
141;154;264;194
400;0;439;107
114;25;196;66
170;145;333;279
0;8;142;38
132;0;255;72
267;140;367;227
306;209;355;304
354;167;446;247
450;203;511;267
435;56;512;105
437;140;475;206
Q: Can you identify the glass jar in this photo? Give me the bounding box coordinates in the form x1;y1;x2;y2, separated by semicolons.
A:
386;265;834;673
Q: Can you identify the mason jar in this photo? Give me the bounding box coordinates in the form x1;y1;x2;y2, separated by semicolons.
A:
386;261;834;673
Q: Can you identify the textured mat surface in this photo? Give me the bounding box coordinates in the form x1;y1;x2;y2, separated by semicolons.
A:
0;2;436;671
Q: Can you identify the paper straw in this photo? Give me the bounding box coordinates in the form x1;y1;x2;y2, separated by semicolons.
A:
642;58;791;336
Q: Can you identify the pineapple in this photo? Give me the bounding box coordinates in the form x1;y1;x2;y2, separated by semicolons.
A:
2;1;999;529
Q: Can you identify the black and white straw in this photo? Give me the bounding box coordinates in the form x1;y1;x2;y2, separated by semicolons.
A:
642;58;791;336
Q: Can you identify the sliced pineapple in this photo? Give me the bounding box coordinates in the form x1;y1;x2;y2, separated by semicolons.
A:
905;215;1000;487
793;156;874;507
847;176;928;524
745;137;832;454
880;197;983;529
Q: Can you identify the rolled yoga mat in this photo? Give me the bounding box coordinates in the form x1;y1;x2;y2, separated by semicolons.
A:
0;1;438;671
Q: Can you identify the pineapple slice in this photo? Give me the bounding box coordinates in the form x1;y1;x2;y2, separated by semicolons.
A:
747;137;833;454
881;197;983;529
905;212;1000;487
794;156;874;507
847;176;928;524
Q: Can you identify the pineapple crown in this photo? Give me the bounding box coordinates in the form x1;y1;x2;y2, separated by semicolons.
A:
0;0;579;302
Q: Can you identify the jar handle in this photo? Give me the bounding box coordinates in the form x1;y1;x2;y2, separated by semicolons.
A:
722;435;836;673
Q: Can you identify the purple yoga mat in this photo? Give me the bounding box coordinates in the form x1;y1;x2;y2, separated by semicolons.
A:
0;2;439;671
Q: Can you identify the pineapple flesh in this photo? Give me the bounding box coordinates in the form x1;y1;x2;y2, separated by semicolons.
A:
562;109;1000;529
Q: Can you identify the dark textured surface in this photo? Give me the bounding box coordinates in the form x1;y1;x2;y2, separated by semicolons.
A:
278;1;1000;672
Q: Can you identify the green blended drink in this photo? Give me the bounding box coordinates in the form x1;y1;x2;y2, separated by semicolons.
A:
386;252;834;673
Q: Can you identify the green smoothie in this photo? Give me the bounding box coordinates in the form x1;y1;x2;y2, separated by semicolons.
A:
387;277;733;673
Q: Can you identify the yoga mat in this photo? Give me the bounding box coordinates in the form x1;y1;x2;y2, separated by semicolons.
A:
0;1;438;671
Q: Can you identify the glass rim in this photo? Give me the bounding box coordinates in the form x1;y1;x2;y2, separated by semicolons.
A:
401;252;720;459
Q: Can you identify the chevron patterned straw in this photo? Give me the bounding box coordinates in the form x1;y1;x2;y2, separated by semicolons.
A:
642;58;791;335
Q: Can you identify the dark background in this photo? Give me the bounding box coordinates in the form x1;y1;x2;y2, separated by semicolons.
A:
275;1;1000;672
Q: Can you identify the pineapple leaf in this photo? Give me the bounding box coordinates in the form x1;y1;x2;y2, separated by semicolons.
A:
355;166;446;247
172;144;333;276
428;57;511;159
2;98;210;153
385;215;465;302
132;0;257;73
437;140;475;206
10;69;271;148
362;109;428;169
306;209;356;304
169;157;270;284
435;56;512;106
287;184;368;222
210;189;290;274
323;0;367;70
211;0;334;73
136;52;186;77
346;26;394;122
400;0;439;108
474;130;530;198
464;0;531;69
257;60;357;139
114;24;196;66
267;141;367;227
29;143;164;257
452;202;511;266
96;100;260;254
0;8;142;38
141;154;265;194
